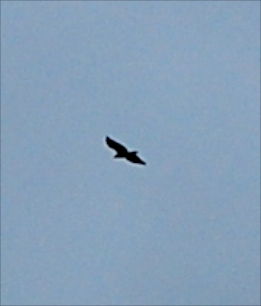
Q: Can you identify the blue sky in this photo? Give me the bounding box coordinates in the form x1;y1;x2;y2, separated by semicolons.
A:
2;2;260;305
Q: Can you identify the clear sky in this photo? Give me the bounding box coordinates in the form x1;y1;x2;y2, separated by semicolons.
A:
2;2;260;305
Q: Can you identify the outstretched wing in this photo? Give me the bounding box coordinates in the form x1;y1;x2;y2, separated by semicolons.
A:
106;136;128;154
127;153;146;165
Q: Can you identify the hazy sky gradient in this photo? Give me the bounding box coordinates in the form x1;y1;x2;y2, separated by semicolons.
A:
2;2;260;305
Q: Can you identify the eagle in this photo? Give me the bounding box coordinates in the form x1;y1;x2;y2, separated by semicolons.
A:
105;136;146;165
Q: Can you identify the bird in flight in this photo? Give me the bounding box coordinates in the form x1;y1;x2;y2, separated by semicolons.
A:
105;136;146;165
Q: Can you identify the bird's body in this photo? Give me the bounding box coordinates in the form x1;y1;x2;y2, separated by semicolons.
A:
105;136;146;165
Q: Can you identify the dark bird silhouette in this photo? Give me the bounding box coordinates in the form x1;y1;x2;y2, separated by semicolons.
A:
105;136;146;165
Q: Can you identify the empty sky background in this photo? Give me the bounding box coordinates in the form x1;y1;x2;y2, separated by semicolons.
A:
2;2;260;306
